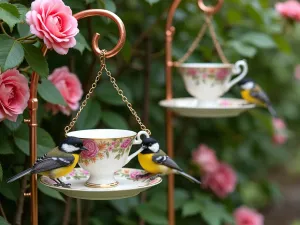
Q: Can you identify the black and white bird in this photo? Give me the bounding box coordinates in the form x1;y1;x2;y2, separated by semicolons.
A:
7;137;88;187
137;137;200;184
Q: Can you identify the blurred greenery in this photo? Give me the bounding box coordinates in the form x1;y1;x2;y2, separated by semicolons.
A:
0;0;300;224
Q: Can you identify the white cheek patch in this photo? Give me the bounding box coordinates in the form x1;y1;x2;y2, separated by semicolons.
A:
62;144;80;152
149;143;160;152
241;82;254;90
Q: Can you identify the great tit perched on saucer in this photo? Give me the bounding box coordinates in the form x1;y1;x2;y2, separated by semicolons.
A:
238;78;277;117
138;137;201;184
7;137;88;187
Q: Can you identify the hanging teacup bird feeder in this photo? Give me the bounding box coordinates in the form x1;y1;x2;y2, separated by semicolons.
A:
34;9;162;200
160;0;255;118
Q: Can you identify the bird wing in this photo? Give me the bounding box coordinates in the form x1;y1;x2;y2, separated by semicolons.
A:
152;150;183;172
250;85;271;105
32;148;75;174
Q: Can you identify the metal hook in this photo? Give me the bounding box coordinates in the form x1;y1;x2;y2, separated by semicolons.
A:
198;0;224;15
73;9;126;58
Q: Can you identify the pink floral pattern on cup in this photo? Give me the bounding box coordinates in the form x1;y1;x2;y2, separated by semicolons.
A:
79;137;135;166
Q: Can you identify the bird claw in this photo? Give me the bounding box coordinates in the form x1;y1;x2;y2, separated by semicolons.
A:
135;173;152;180
54;183;71;188
149;174;161;181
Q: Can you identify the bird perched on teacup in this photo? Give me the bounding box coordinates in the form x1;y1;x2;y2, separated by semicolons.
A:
137;137;201;184
238;78;277;117
7;137;88;187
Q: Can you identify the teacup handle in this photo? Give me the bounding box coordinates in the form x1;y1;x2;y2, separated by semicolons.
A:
225;60;248;91
125;131;150;165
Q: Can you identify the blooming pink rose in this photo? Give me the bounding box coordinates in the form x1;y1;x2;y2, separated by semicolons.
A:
26;0;79;54
121;138;132;149
234;206;264;225
130;170;142;179
80;139;99;159
46;66;83;115
295;65;300;80
192;144;219;173
275;0;300;21
0;69;29;122
202;163;237;198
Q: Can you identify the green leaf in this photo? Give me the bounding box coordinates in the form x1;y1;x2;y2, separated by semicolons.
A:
76;99;101;130
0;2;20;30
0;130;14;154
272;35;291;53
0;176;20;201
121;41;132;63
241;32;276;49
17;23;30;37
182;201;201;217
0;216;9;225
229;40;257;58
38;78;67;106
104;0;116;12
4;114;23;131
22;44;49;78
14;124;55;156
96;81;132;105
144;0;160;5
14;3;28;22
0;164;2;182
136;203;168;225
74;32;91;54
0;35;24;71
38;183;65;202
174;189;189;209
102;111;129;129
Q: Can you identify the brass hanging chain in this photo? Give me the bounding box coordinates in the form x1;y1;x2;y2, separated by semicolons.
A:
64;53;105;135
174;14;229;66
101;50;151;136
64;50;151;136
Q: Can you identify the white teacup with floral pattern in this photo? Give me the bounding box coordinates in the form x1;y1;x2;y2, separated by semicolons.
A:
67;129;149;188
177;60;248;102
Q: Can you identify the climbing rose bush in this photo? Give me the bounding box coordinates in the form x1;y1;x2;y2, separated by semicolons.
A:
26;0;79;54
0;69;29;122
46;66;83;115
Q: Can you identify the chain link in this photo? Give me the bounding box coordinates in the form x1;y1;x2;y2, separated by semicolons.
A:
64;50;151;136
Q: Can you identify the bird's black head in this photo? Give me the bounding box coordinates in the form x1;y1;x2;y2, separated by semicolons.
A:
141;137;160;154
238;78;255;90
59;137;88;154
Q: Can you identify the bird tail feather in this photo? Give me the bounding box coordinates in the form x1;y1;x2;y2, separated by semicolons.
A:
7;168;32;183
267;104;277;117
176;170;201;184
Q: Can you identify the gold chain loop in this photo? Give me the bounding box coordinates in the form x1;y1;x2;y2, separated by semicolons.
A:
64;50;151;136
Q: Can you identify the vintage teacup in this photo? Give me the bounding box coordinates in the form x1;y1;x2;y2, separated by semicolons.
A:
177;60;248;102
67;129;149;188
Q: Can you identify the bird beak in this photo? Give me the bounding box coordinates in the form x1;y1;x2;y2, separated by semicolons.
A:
81;146;89;151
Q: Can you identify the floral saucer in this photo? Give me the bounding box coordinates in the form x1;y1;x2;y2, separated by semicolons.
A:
40;168;162;200
159;97;255;118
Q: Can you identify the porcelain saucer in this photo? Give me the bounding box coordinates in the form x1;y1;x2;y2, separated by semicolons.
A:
159;97;255;118
40;168;162;200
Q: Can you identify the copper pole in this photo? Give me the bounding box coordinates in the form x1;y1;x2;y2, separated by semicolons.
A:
25;9;126;225
165;1;223;225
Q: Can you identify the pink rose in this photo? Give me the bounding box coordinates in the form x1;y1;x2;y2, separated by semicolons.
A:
130;171;142;179
0;69;29;122
234;206;264;225
80;139;99;159
272;118;288;145
192;144;219;173
295;65;300;80
26;0;79;55
202;163;237;198
273;133;288;145
121;138;132;149
216;68;229;80
46;66;83;116
272;118;286;130
275;0;300;21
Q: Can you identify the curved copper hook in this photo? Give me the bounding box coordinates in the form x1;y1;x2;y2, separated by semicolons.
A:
74;9;126;58
198;0;224;15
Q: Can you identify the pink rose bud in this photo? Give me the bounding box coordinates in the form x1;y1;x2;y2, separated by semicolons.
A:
26;0;79;55
46;66;83;116
0;69;29;122
202;163;237;198
234;206;264;225
192;144;219;173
